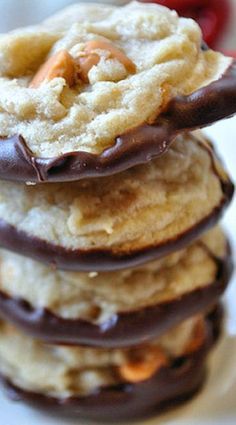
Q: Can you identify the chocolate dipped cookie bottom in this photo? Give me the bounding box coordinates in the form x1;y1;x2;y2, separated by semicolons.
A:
0;0;235;184
0;227;232;347
1;60;234;184
0;306;222;422
0;134;233;272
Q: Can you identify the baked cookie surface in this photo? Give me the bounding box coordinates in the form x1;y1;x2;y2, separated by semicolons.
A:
0;308;221;421
0;227;231;347
0;316;201;397
0;133;233;271
0;1;235;182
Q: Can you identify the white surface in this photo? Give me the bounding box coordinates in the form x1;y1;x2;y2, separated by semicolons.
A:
0;1;235;424
0;0;128;31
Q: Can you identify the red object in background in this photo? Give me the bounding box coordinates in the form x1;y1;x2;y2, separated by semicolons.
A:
154;0;206;8
223;50;236;58
141;0;231;48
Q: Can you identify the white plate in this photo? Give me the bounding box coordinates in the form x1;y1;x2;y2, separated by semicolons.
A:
0;121;235;425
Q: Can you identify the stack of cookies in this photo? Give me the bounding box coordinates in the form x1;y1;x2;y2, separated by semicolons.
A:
0;2;235;421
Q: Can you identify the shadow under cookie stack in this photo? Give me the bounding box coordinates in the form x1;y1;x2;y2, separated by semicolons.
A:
0;2;235;422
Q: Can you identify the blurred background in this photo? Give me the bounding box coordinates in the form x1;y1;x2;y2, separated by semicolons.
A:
0;0;235;51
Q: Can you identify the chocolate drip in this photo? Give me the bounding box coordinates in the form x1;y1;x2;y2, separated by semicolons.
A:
0;245;231;347
0;60;235;183
0;307;221;422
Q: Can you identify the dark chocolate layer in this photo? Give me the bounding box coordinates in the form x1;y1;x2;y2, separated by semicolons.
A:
0;308;220;422
0;172;233;272
0;60;235;183
0;245;232;347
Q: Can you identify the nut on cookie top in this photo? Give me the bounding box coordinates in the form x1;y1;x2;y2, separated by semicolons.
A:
0;1;230;160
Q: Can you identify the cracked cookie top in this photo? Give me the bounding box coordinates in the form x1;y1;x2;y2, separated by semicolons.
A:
0;1;233;183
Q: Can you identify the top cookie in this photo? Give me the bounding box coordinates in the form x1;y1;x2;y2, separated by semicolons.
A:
0;1;235;183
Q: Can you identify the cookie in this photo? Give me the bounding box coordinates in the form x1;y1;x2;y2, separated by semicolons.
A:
0;133;233;272
0;227;231;347
0;2;235;183
0;308;220;421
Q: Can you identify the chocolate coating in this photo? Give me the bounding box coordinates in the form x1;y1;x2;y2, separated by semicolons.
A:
0;245;232;347
0;172;233;272
0;60;235;183
0;308;221;422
